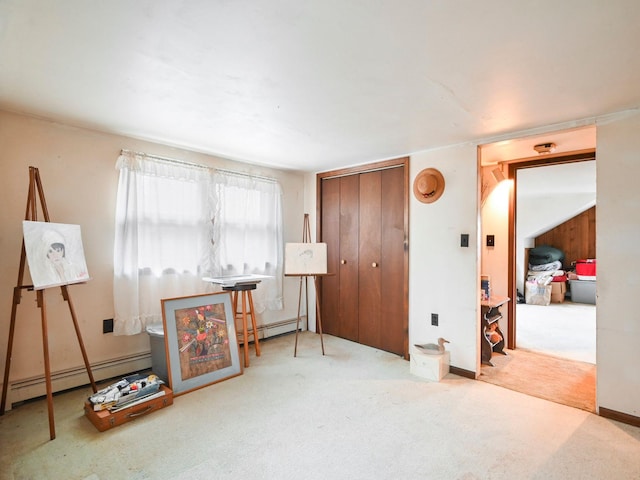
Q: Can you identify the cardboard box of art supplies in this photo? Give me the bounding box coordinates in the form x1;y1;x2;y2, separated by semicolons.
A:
84;373;173;432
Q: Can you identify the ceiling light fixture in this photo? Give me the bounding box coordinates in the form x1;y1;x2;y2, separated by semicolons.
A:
533;142;557;154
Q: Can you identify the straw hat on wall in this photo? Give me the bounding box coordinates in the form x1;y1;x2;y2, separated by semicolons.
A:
413;168;445;203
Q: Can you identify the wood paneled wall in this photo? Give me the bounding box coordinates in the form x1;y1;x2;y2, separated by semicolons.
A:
535;206;596;268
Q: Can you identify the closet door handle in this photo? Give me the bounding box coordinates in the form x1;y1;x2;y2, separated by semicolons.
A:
371;262;378;268
341;259;347;265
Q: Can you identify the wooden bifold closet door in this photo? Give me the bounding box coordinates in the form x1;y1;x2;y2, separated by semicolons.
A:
318;160;407;357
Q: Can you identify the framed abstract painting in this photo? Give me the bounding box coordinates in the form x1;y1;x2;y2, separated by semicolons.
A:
161;292;242;395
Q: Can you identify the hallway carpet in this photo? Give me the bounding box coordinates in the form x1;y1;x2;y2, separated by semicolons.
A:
479;348;596;412
516;301;596;364
0;332;637;480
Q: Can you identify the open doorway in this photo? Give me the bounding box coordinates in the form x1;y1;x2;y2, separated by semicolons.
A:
514;160;596;365
478;127;597;412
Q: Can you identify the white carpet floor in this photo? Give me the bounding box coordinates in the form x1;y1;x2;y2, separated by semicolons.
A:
1;332;638;480
516;301;596;363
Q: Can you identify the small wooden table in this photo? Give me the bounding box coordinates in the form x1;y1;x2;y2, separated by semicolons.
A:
203;275;270;368
223;282;260;368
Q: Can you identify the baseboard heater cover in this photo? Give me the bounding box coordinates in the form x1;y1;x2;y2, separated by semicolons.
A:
3;317;306;409
3;352;152;410
236;316;306;342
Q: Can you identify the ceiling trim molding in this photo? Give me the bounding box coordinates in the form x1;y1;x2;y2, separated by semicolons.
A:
477;108;640;147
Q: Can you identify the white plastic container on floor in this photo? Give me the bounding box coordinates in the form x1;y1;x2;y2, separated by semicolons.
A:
569;279;596;304
146;324;168;383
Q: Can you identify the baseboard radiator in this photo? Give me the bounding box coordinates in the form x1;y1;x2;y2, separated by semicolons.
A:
239;316;306;342
2;352;152;411
2;316;305;410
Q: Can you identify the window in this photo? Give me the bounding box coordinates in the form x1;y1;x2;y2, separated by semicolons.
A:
113;151;283;335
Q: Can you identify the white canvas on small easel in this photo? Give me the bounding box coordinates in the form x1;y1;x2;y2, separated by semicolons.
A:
284;214;328;357
284;243;327;275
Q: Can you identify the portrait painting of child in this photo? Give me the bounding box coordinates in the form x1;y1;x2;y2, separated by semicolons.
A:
23;221;91;290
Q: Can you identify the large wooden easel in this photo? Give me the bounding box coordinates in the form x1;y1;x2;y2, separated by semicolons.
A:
291;214;326;357
0;167;97;440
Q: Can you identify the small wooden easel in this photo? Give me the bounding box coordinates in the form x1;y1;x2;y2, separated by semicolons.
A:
224;281;261;368
293;214;325;357
0;166;97;440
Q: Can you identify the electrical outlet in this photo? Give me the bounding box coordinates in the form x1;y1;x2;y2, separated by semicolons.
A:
103;318;114;334
431;313;439;326
460;234;469;247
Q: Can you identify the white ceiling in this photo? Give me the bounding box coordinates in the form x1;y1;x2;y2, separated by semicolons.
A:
1;1;639;172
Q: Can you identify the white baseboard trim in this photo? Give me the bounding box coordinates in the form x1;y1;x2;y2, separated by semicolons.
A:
255;316;307;340
3;352;152;411
2;317;306;410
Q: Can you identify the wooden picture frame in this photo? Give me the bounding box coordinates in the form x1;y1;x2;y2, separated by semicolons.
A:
161;292;242;395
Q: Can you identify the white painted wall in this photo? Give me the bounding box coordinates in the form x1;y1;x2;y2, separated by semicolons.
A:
0;110;306;404
3;108;639;420
480;181;511;340
409;144;480;373
595;111;640;416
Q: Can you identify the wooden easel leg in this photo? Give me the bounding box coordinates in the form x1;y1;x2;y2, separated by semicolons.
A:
37;290;56;440
294;213;313;357
314;276;325;355
294;276;303;357
294;276;310;357
247;290;260;357
241;292;250;368
231;291;247;366
61;286;97;393
231;291;239;324
0;287;22;415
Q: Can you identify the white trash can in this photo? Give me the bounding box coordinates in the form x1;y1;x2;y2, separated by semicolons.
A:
146;324;168;383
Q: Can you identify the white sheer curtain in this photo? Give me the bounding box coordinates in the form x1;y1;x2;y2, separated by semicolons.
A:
113;151;283;335
212;171;284;313
113;151;215;335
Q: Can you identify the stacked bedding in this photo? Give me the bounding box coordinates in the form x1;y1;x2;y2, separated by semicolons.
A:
525;245;567;305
